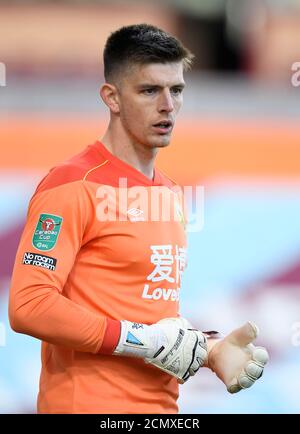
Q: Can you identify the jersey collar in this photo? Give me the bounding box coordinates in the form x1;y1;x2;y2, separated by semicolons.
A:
94;140;163;186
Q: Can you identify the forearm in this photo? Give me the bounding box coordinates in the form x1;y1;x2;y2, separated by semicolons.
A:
9;283;114;354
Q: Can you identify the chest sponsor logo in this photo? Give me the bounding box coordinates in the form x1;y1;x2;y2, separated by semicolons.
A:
32;213;63;251
142;285;180;301
22;252;57;271
142;244;187;302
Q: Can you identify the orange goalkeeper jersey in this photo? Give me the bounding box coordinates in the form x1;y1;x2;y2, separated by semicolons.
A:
9;140;187;414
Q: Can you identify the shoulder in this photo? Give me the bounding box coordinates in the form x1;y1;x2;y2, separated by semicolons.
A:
34;143;108;195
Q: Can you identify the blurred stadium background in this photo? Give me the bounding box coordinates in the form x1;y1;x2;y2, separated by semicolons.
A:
1;0;300;413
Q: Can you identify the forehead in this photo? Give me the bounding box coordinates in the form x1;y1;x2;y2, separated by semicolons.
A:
124;62;184;87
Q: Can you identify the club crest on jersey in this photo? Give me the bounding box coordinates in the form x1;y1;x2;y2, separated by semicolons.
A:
174;201;186;230
32;213;63;251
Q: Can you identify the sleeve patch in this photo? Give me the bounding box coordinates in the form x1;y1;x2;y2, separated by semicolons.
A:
22;252;57;271
32;213;63;251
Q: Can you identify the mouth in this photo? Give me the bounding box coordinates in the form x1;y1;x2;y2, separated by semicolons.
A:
152;120;173;135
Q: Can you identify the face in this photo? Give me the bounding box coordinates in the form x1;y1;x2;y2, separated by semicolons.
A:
115;62;185;149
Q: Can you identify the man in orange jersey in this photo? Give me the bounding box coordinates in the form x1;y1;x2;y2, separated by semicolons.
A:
9;24;268;414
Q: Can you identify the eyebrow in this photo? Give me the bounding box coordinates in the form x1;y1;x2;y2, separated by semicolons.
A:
137;83;186;89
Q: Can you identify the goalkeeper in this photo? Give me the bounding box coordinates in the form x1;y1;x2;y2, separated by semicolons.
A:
9;24;268;414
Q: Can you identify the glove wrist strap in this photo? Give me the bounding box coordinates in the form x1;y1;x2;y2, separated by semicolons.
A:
113;321;165;359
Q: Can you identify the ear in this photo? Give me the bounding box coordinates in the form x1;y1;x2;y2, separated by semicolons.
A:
100;83;120;114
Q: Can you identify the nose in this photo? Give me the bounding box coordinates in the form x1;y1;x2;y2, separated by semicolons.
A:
158;89;174;113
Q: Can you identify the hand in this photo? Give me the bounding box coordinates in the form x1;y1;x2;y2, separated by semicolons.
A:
114;317;208;383
206;322;269;393
148;317;208;383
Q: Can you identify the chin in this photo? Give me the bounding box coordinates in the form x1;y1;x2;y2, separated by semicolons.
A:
149;135;172;148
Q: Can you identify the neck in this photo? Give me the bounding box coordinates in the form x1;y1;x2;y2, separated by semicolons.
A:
100;120;158;180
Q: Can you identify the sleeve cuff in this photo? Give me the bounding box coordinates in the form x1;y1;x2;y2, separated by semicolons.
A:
98;318;121;355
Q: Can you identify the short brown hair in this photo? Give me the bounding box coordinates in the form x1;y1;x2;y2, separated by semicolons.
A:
103;23;194;82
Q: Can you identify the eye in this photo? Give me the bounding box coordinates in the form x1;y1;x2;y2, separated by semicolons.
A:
142;88;157;95
171;87;183;96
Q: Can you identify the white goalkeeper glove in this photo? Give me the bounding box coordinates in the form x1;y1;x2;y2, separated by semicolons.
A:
113;317;208;383
206;321;269;393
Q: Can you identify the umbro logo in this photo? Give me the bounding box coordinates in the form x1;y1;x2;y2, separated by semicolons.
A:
127;208;145;222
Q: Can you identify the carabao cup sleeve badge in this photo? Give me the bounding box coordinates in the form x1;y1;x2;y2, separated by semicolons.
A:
32;213;63;251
